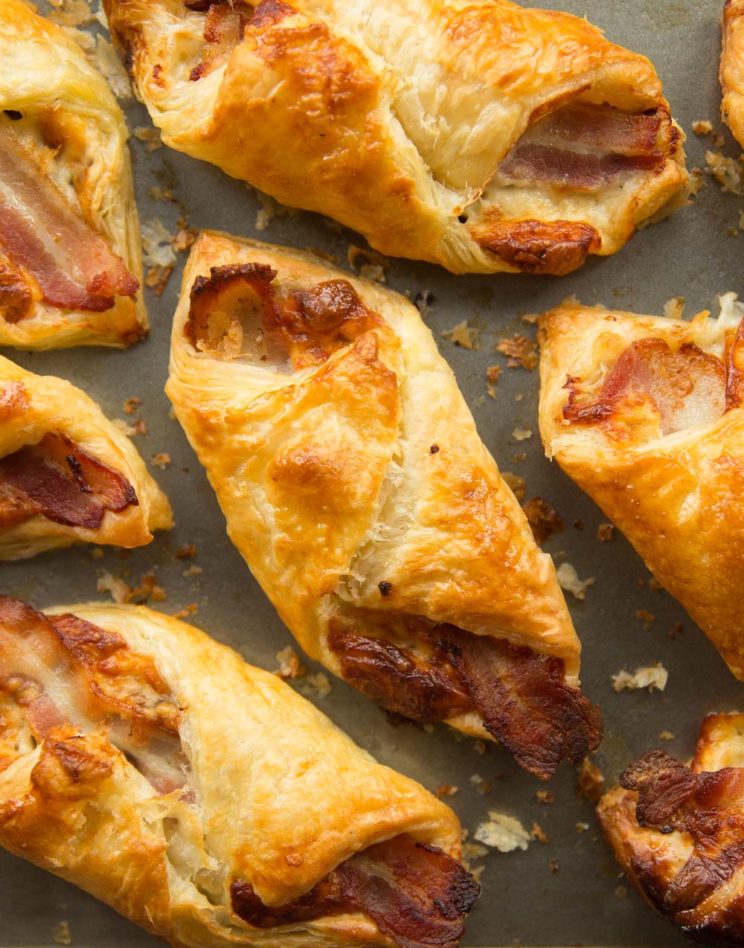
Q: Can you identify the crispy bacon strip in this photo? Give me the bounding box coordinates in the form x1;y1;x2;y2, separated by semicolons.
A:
231;834;480;947
0;597;187;794
0;433;137;531
498;102;666;191
328;619;601;780
187;0;254;80
187;264;381;368
620;750;744;916
564;338;727;435
0;124;138;312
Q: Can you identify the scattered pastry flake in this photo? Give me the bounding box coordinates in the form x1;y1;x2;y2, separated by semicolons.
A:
142;218;177;269
502;471;526;502
577;758;605;803
692;120;713;136
635;609;656;629
659;730;675;741
535;789;554;804
151;452;172;469
688;166;706;197
531;822;550;844
511;427;532;442
441;320;479;350
150;185;176;204
52;920;72;946
301;672;332;699
114;417;148;437
134;126;163;152
474;812;531;852
556;562;595;601
136;572;167;603
254;190;297;231
435;784;460;798
596;523;615;543
473;740;488;756
89;546;104;560
182;564;203;578
706;150;744;196
663;296;685;320
495;334;537;370
485;364;501;399
173;603;199;620
123;396;142;415
461;841;488;872
548;858;560;874
97;571;131;604
575;822;590;834
274;646;307;680
176;543;197;559
413;290;435;318
668;621;684;640
470;773;493;794
523;497;564;545
94;36;132;99
173;225;197;253
614;885;628;899
347;245;389;283
612;663;668;693
48;0;93;26
512;451;527;463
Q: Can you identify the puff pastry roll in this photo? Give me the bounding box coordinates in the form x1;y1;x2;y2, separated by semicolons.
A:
723;0;744;148
103;0;688;276
166;231;601;780
539;297;744;679
0;355;171;558
0;597;479;947
0;0;146;349
599;713;744;945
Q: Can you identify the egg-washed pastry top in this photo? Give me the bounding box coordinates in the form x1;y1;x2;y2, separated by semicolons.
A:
104;0;688;276
722;0;744;148
539;295;744;682
0;598;478;947
0;353;171;558
599;712;744;946
0;0;146;348
167;231;601;781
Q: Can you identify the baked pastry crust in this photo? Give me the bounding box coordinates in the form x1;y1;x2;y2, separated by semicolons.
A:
0;598;476;947
723;0;744;147
599;712;744;945
0;354;171;557
538;297;744;679
0;0;146;348
104;0;687;276
166;230;601;779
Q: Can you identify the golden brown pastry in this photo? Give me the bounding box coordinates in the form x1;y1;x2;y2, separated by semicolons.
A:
599;713;744;946
722;0;744;147
166;230;601;780
539;296;744;680
0;354;171;558
103;0;688;276
0;596;479;947
0;0;146;348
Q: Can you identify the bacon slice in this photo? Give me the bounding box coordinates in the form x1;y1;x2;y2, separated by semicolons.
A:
619;750;744;916
0;124;138;313
498;102;666;191
0;433;137;531
231;834;480;947
564;338;727;435
327;619;601;780
187;265;381;368
0;597;187;794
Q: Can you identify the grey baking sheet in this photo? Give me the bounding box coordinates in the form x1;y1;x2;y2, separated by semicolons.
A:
1;1;741;945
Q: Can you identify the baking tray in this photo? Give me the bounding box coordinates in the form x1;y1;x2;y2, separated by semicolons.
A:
1;1;740;945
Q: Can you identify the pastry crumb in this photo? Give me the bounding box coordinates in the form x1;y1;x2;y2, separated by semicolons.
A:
134;126;163;151
274;646;307;680
548;858;560;874
596;522;614;542
692;119;713;136
706;150;744;195
442;320;479;350
495;334;537;370
634;609;656;629
474;812;531;852
173;603;199;620
413;290;435;318
575;822;590;834
556;562;595;600
470;773;492;794
347;245;389;283
176;543;197;559
535;789;554;804
659;730;675;741
151;452;171;469
301;672;332;699
254;190;296;230
123;396;142;415
502;471;526;501
577;758;605;803
97;571;131;604
52;920;72;946
511;427;532;442
612;663;668;693
435;784;459;798
523;497;564;545
182;564;203;578
531;822;550;844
